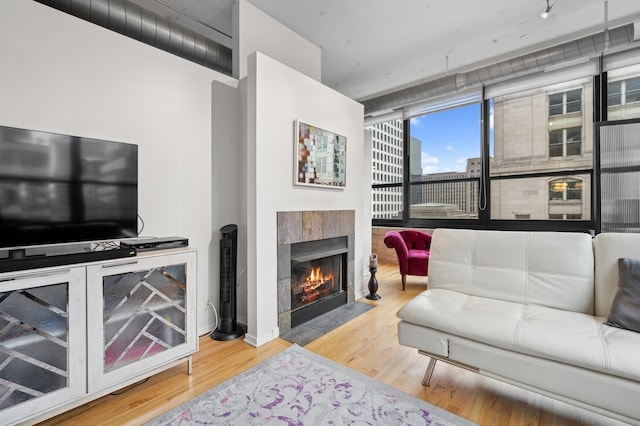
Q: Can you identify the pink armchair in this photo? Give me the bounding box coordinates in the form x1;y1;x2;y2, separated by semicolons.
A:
383;230;431;290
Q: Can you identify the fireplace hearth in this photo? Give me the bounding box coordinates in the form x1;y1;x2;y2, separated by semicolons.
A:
290;237;348;327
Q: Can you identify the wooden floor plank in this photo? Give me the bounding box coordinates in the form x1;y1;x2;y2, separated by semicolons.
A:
38;264;627;425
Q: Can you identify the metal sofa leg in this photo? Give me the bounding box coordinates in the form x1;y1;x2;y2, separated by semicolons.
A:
417;350;479;386
422;357;437;386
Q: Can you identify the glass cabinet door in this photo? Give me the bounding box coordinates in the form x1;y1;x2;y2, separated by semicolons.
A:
0;267;86;424
87;251;197;392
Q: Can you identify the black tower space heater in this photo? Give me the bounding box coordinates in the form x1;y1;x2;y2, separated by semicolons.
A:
211;224;244;341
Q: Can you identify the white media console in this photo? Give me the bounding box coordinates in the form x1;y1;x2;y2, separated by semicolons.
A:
0;248;198;425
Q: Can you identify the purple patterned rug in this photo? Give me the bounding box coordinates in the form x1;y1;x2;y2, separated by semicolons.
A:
147;344;475;425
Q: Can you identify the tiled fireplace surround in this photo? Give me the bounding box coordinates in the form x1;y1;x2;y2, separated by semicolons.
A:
277;210;355;335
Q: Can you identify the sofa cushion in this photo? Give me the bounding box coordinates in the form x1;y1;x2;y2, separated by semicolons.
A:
593;233;640;317
604;258;640;333
427;228;595;314
397;288;640;382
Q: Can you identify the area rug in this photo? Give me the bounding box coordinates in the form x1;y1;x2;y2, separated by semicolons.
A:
280;301;375;346
146;344;475;425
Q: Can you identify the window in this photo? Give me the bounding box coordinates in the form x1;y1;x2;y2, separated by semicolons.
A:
566;127;582;156
368;119;404;219
408;103;481;219
627;78;640;103
490;78;592;221
547;177;585;220
549;130;563;157
609;76;640;106
549;178;582;201
608;81;622;106
549;127;582;158
369;62;628;231
550;213;582;220
317;156;327;174
608;67;640;121
549;89;582;116
548;89;583;158
599;120;640;232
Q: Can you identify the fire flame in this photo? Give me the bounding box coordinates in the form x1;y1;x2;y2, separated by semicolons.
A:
303;267;334;292
292;263;338;308
309;267;322;282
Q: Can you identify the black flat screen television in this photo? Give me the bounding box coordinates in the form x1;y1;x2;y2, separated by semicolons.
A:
0;125;138;254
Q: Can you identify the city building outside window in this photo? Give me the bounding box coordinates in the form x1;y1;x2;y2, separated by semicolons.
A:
490;78;592;221
368;119;403;219
608;65;640;121
368;67;640;230
368;52;640;234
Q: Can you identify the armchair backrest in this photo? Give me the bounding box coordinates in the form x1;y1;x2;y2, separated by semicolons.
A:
384;229;432;279
400;230;432;250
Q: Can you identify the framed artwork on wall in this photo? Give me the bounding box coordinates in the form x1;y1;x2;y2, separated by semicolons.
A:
294;119;347;189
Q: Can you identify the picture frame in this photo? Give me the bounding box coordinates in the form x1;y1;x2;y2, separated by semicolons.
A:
294;119;347;189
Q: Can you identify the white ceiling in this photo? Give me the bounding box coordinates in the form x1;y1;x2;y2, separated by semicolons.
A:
129;0;640;102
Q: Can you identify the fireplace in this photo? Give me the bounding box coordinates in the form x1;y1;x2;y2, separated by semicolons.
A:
290;237;348;327
276;210;355;335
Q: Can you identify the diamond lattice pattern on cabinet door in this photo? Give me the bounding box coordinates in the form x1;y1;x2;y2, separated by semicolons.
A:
102;264;186;373
0;283;69;410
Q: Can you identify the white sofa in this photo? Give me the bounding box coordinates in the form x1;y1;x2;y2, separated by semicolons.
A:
397;228;640;424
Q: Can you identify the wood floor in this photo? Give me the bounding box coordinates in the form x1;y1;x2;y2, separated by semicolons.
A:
39;264;627;426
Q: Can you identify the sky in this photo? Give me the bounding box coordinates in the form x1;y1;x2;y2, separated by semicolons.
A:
409;103;484;174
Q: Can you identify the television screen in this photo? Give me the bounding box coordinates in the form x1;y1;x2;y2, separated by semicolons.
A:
0;125;138;250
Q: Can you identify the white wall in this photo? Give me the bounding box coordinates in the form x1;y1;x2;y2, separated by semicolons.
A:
211;81;246;326
0;0;236;335
244;52;365;347
233;0;322;82
0;1;371;343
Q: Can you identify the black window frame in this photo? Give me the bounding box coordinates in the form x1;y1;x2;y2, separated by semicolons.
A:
372;80;598;233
